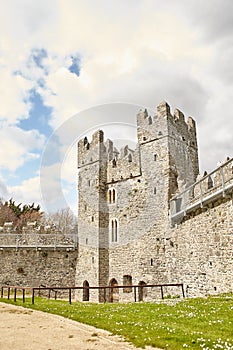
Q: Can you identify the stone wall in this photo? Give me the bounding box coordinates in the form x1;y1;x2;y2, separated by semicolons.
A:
168;195;233;297
0;248;78;290
1;101;232;303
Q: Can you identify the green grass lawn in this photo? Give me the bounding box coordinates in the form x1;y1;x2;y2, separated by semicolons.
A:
1;295;233;349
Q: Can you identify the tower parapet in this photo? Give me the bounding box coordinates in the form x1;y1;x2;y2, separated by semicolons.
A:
78;130;106;167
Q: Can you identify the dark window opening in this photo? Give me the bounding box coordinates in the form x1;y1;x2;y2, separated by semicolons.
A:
111;219;118;242
109;278;119;303
83;280;89;301
123;275;132;293
108;189;116;204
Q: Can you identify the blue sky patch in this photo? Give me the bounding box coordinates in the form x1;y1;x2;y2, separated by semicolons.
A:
68;55;81;76
32;48;48;70
19;89;53;137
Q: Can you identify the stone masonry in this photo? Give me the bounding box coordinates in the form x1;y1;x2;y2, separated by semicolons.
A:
1;101;232;302
76;101;233;302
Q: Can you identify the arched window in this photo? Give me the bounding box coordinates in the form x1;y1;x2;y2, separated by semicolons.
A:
111;220;114;242
83;280;89;301
108;189;112;203
148;116;152;125
112;158;117;168
128;154;132;162
112;189;116;203
109;278;119;303
108;189;116;204
123;275;132;293
114;220;118;241
110;219;118;242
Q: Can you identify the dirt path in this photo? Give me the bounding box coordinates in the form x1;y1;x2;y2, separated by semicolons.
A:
0;302;158;350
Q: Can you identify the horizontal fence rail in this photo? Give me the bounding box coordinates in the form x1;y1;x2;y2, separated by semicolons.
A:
170;157;233;224
1;283;185;304
0;233;78;249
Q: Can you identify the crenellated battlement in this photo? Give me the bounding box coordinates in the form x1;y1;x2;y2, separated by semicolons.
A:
78;130;106;167
137;101;197;150
106;143;141;183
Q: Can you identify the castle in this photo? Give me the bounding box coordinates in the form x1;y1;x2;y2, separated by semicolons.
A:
76;101;233;301
0;101;232;302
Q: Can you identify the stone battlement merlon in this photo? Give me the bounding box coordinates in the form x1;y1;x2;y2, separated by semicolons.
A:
78;130;106;166
137;101;197;147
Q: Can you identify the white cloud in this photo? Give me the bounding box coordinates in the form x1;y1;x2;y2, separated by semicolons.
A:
0;0;233;210
0;70;33;124
0;126;45;171
8;176;42;207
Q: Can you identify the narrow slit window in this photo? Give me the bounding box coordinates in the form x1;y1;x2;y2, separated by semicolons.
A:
111;220;114;242
111;219;118;242
115;220;118;242
112;189;116;203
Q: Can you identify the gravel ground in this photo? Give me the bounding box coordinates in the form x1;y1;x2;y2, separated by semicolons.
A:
0;302;159;350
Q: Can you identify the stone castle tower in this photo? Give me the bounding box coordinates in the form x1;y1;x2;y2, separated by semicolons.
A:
1;101;232;299
76;101;199;301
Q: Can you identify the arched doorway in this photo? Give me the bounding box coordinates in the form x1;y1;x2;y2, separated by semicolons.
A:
138;281;147;301
83;280;89;301
109;278;119;303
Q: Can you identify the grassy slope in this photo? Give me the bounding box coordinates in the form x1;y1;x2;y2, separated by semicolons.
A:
1;295;233;349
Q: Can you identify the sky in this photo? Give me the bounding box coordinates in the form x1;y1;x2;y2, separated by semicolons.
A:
0;0;232;214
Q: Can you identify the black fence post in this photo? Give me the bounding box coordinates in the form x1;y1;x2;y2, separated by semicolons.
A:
14;288;17;302
22;289;25;303
7;287;10;300
134;286;137;302
69;288;72;304
1;286;3;299
181;284;185;298
160;285;164;299
32;288;35;304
